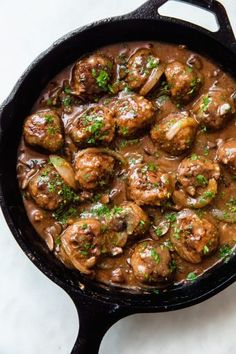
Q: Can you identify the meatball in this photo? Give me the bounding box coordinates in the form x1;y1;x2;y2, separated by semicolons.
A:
150;111;198;155
128;163;175;206
173;155;220;208
61;219;103;274
112;94;155;136
216;139;236;172
192;88;235;130
108;202;150;239
131;241;174;283
177;155;220;194
126;49;160;91
165;61;202;103
68;105;115;146
72;54;113;98
73;149;115;190
23;110;63;152
28;164;79;210
101;202;150;256
170;209;219;263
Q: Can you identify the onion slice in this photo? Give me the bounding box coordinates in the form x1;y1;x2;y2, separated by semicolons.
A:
140;64;165;96
49;155;77;190
75;148;127;165
173;178;217;209
166;117;197;141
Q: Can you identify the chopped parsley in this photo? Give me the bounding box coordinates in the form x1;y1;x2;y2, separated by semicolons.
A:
64;86;71;94
120;127;129;136
146;56;159;69
200;96;211;112
190;153;200;161
155;227;164;237
92;68;111;91
139;220;146;228
219;244;233;263
196;174;208;186
150;249;161;264
62;96;72;107
226;198;236;212
188;77;201;95
203;245;209;255
53;206;78;225
165;213;177;223
186;272;197;281
44;115;54;124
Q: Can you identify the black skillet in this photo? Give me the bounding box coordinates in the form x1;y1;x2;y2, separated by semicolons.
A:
1;0;236;353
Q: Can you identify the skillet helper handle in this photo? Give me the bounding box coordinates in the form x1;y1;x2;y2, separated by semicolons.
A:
128;0;236;52
70;294;127;354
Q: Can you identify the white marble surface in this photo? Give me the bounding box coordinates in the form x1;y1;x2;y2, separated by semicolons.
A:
0;0;236;353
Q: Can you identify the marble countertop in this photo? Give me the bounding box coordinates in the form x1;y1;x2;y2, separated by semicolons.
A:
0;0;236;353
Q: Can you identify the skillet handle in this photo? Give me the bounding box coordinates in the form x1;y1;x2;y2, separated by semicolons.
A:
127;0;236;51
69;292;128;354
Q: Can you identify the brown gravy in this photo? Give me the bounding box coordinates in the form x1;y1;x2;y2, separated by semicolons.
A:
17;41;236;291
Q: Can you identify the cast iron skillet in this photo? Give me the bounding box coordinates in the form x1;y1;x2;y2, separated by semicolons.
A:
1;0;236;353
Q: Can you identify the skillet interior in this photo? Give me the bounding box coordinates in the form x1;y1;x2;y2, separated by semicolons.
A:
1;14;236;312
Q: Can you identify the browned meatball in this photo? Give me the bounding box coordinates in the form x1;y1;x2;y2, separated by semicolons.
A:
165;61;202;103
108;202;150;240
61;219;103;274
112;94;155;136
131;241;174;283
177;155;220;194
128;163;175;206
72;54;113;98
126;49;160;91
170;209;219;263
73;149;115;190
68;105;115;146
173;155;220;208
216;139;236;172
23;110;63;152
28;164;79;210
150;111;198;155
192;88;235;130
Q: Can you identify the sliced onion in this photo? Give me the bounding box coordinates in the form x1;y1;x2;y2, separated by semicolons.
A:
166;117;197;141
140;64;165;96
173;178;217;209
75;148;127;165
49;155;77;190
210;208;236;223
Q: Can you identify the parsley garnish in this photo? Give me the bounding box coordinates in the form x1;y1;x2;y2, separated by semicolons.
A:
186;272;197;281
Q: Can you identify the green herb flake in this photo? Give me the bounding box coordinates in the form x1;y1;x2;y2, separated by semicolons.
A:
64;86;71;94
190;153;199;161
62;97;72;107
203;245;209;255
146;56;159;69
196;174;208;186
219;244;233;263
200;95;211;112
44;115;54;124
165;213;177;223
186;272;197;281
155;227;163;237
139;220;146;228
93;69;110;91
150;249;161;264
55;237;62;246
